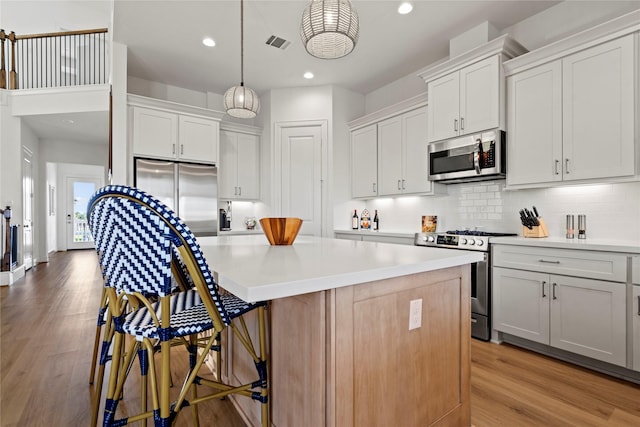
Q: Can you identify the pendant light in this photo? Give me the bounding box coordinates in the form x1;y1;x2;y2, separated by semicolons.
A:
224;0;260;118
300;0;359;60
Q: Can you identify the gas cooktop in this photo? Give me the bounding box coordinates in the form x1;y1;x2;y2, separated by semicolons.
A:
444;230;518;237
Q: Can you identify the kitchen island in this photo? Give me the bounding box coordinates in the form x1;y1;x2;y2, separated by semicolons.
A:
198;235;483;427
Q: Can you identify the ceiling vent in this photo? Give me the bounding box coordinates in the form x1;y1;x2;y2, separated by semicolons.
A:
266;35;291;50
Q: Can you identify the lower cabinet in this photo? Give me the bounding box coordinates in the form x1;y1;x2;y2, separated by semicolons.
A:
334;232;413;245
633;257;640;371
493;266;626;367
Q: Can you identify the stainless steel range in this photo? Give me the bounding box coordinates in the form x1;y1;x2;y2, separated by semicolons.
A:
414;230;517;341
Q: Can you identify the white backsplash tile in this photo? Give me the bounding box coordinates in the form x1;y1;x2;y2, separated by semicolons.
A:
338;180;640;240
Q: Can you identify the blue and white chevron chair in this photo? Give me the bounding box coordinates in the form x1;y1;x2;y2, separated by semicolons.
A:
87;185;269;427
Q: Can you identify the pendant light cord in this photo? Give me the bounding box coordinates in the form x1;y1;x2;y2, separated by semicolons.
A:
240;0;244;86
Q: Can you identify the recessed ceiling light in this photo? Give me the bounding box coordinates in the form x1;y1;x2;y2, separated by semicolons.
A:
398;2;413;14
304;72;314;79
202;37;216;47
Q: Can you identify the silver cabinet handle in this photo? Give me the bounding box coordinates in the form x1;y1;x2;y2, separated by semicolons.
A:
471;318;477;324
238;186;241;196
542;281;547;298
552;283;557;300
180;144;184;155
565;158;570;174
402;179;405;190
373;183;376;193
460;117;464;131
538;259;560;264
454;119;458;132
172;144;176;155
637;295;640;315
397;180;401;190
555;159;560;175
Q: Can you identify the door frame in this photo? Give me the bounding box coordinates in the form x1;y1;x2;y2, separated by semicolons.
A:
273;120;328;237
22;146;34;269
58;164;105;251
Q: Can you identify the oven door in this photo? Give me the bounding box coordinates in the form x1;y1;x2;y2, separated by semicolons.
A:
470;253;491;341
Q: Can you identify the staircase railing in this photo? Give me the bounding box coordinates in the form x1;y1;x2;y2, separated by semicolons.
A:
1;28;108;90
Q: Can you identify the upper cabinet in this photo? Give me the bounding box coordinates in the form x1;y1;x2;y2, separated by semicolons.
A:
129;95;223;165
427;56;500;142
350;99;446;199
418;35;527;144
504;11;640;189
219;126;260;201
350;124;378;198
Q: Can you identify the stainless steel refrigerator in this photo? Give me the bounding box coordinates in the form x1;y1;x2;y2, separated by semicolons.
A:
134;158;218;236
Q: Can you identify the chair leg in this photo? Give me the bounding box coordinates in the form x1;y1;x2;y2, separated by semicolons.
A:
90;308;114;427
102;330;125;427
257;305;269;427
189;335;200;427
89;287;109;385
138;346;149;427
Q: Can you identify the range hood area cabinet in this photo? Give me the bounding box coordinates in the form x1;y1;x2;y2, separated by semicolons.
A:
349;103;446;199
505;23;637;189
417;35;528;144
219;128;260;201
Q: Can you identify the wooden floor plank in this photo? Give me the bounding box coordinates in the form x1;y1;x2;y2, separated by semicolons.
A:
2;250;640;426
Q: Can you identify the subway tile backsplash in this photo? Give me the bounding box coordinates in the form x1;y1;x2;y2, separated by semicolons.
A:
338;181;640;241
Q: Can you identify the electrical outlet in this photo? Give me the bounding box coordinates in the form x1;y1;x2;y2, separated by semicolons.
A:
409;299;422;330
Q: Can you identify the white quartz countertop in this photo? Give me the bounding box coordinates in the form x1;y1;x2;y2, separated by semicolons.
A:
490;236;640;254
198;235;483;302
334;229;417;238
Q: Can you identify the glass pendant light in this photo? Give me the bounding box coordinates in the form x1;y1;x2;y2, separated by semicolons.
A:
224;0;260;118
300;0;360;60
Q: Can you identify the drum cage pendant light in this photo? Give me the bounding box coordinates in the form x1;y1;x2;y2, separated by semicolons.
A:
300;0;359;60
224;0;260;118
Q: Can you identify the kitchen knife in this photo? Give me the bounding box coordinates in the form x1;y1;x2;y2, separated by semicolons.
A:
520;209;532;229
533;206;540;218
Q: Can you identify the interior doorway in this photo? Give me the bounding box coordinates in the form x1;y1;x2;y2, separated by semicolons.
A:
22;147;34;270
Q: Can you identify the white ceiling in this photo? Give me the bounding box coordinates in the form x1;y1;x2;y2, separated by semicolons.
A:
113;0;561;95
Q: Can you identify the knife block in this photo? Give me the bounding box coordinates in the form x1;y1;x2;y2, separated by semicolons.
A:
522;218;549;238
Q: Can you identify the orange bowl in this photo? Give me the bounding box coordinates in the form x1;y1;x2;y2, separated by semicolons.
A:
259;217;303;245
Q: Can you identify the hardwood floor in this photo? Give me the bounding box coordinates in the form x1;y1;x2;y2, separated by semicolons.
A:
2;250;640;426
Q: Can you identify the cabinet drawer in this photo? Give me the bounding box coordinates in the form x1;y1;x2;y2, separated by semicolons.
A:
492;245;627;282
633;256;640;285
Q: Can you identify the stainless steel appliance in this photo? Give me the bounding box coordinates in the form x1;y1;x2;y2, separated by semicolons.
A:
414;229;516;341
428;129;506;183
134;158;218;236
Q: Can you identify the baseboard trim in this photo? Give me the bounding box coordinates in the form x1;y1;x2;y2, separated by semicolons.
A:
0;265;26;286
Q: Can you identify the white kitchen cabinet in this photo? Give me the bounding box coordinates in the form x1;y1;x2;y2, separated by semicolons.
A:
219;130;259;200
350;124;378;199
132;106;219;164
493;245;627;367
493;267;550;345
427;55;500;142
632;257;640;371
378;107;435;196
506;34;635;187
507;61;562;186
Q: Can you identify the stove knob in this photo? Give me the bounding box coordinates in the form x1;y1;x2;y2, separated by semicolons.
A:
460;238;467;244
476;239;484;246
427;235;435;242
467;239;475;245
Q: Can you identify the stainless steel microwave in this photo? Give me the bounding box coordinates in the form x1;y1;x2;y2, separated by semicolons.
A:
428;129;505;183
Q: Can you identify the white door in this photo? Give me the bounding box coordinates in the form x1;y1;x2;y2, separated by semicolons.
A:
377;115;403;196
66;177;102;250
277;122;325;237
22;147;34;269
350;124;378;198
427;71;460;142
459;55;500;135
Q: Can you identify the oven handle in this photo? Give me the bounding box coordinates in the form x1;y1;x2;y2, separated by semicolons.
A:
473;139;482;174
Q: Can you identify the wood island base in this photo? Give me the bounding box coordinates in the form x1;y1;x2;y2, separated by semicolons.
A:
222;265;471;427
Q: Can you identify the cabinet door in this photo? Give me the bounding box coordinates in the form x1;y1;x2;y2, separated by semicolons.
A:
550;275;626;366
492;267;550;344
132;107;178;159
633;286;640;371
219;130;238;199
506;61;563;186
377;116;403;196
427;72;459;142
178;115;219;163
459;55;500;135
235;133;260;200
351;124;378;198
402;107;431;194
562;35;634;181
